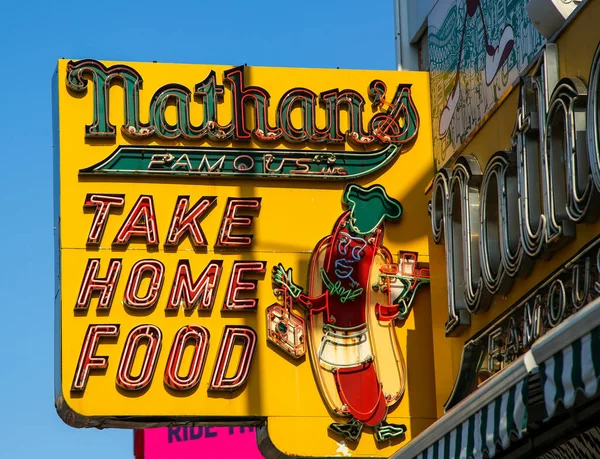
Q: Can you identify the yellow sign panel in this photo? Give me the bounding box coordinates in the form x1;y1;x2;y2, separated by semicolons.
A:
53;59;435;457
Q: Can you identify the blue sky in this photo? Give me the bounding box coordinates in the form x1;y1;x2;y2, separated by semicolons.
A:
0;1;395;457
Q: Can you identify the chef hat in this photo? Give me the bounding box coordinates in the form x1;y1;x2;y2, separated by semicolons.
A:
342;184;403;235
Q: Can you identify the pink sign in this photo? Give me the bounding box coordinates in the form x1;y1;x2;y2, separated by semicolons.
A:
135;427;264;458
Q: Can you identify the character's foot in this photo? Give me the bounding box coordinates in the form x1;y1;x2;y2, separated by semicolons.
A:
329;419;363;443
439;81;460;138
485;25;514;85
374;421;407;442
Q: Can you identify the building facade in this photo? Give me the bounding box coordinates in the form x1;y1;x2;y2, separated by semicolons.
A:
395;0;600;457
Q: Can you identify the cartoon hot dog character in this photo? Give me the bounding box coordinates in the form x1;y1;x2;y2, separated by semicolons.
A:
270;184;430;443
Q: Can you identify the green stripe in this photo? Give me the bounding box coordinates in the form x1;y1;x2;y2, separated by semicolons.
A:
466;416;475;458
553;349;565;405
539;360;547;403
433;440;439;458
521;379;529;429
572;338;584;392
507;385;516;434
493;396;502;445
591;328;600;378
455;423;463;458
480;402;488;455
444;432;451;459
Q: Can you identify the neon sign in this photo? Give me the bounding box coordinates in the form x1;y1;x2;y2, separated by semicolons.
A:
68;195;265;394
431;43;600;336
446;232;600;410
55;58;433;456
66;60;420;180
270;184;430;443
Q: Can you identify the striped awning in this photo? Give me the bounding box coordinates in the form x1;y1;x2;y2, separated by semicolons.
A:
392;357;530;459
537;325;600;419
395;299;600;459
415;380;527;459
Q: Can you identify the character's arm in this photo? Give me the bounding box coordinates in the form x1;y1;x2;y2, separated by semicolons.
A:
271;263;314;308
374;272;430;321
387;276;430;320
272;263;302;298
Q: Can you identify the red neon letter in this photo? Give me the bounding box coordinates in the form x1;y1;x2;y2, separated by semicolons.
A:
75;258;122;310
164;196;217;249
84;194;125;245
164;325;210;390
71;324;120;392
209;326;257;391
116;325;162;391
113;195;158;247
216;198;261;248
166;260;223;311
223;261;266;311
123;259;165;309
